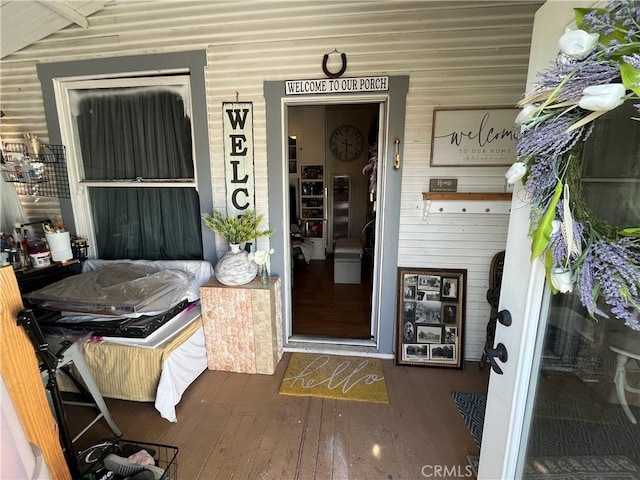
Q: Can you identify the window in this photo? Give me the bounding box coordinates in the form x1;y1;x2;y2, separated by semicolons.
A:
70;82;202;259
581;100;640;227
38;50;214;262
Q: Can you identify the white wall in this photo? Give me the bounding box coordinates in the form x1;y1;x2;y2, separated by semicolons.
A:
0;1;542;359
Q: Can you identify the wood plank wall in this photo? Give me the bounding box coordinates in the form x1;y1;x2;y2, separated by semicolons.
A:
0;1;543;359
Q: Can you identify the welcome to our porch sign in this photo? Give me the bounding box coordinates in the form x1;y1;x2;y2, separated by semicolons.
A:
285;76;389;95
223;102;255;217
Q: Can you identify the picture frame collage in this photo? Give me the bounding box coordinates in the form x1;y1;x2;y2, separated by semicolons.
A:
396;268;466;368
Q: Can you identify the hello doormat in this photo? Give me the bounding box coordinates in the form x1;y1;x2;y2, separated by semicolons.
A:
279;353;388;404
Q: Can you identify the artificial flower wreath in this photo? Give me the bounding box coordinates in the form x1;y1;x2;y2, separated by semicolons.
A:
507;0;640;330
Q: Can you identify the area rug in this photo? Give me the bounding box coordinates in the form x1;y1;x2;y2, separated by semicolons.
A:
451;392;485;448
466;454;640;479
279;353;388;403
453;392;640;463
534;371;613;424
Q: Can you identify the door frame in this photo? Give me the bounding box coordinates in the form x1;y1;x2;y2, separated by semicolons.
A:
264;77;408;355
285;98;385;347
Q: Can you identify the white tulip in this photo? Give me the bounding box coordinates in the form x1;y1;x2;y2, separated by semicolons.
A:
505;162;527;184
551;267;574;293
558;29;599;60
515;104;538;125
578;84;626;111
551;219;562;235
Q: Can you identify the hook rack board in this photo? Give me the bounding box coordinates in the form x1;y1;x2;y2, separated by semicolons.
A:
422;192;512;219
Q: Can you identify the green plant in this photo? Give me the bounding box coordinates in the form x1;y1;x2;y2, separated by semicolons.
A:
201;209;274;244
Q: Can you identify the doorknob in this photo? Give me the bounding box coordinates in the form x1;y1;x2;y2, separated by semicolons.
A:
483;342;508;375
478;310;511;371
498;310;512;327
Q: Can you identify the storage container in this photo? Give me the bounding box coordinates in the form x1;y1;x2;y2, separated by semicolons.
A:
334;252;361;284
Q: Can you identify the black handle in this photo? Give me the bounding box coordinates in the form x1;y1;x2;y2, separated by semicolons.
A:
483;342;508;375
498;310;512;327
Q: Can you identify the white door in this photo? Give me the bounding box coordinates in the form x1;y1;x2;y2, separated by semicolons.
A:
479;1;640;478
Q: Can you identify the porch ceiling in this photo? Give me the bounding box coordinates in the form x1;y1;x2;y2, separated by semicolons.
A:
0;0;108;59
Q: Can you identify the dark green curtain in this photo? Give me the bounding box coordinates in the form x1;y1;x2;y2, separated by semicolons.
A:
89;187;202;260
76;88;203;260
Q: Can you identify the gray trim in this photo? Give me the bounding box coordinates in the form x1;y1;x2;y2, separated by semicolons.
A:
265;76;409;355
37;50;216;264
380;75;408;354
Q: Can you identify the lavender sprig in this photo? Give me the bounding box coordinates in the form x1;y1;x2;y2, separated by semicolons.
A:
550;229;569;267
524;160;557;205
622;53;640;68
517;114;585;162
584;8;618;36
535;58;620;103
579;238;640;331
614;1;640;41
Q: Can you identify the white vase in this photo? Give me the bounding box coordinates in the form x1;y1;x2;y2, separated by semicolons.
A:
215;243;258;286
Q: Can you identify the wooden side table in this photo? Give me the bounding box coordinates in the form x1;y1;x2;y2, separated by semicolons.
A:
199;277;282;374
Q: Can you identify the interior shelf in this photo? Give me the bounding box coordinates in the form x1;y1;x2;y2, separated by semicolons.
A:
422;192;512;219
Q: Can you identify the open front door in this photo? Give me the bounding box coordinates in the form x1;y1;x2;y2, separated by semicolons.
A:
478;2;585;477
479;1;640;478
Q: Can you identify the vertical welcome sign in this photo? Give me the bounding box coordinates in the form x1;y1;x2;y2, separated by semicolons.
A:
223;102;255;217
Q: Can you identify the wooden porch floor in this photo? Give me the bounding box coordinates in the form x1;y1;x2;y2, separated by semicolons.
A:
69;355;489;480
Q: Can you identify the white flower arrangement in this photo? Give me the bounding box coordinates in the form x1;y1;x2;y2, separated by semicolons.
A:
249;248;275;266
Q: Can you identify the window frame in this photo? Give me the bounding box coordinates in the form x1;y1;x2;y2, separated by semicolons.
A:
37;51;216;263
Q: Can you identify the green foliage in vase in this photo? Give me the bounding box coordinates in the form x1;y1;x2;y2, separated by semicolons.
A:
201;209;274;244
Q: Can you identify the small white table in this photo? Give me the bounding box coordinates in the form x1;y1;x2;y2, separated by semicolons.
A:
45;338;122;441
609;344;640;424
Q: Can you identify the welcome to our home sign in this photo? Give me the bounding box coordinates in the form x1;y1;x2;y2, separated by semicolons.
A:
430;107;518;167
223;102;255;217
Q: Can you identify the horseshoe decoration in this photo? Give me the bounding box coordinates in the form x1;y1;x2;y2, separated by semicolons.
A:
322;50;347;79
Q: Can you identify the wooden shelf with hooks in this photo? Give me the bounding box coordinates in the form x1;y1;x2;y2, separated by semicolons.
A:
422;192;512;218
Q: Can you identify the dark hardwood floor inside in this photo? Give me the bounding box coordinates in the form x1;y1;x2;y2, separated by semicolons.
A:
292;255;373;339
68;355;490;480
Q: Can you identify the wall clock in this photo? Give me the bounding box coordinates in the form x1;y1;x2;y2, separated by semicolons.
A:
329;125;364;161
